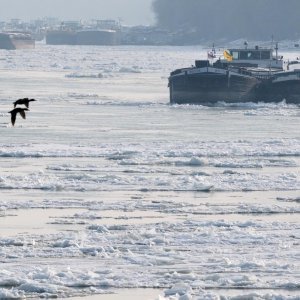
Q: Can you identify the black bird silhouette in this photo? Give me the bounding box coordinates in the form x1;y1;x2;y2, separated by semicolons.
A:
13;98;36;108
9;108;29;126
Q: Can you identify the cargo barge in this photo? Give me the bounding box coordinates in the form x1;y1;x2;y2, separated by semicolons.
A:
46;29;119;46
169;45;300;104
0;31;35;50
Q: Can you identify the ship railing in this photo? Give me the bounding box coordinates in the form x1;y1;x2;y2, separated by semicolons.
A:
235;67;282;80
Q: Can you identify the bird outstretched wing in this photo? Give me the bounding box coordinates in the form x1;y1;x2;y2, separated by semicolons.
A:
19;110;26;119
11;113;16;126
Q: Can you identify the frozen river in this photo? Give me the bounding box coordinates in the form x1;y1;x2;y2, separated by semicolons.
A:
0;44;299;299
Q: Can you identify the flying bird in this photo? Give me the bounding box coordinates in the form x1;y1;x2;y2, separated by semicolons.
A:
13;98;36;108
9;108;29;126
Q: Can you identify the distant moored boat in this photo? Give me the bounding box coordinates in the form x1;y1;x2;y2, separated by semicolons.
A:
0;31;35;50
46;29;119;46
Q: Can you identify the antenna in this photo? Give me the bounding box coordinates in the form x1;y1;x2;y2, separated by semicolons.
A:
271;34;274;49
275;42;278;61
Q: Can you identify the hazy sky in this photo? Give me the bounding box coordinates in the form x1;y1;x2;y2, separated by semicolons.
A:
0;0;155;25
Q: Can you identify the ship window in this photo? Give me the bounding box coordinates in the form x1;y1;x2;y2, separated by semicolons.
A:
251;51;261;59
247;52;253;59
261;51;271;59
238;51;260;60
239;51;248;59
231;51;239;59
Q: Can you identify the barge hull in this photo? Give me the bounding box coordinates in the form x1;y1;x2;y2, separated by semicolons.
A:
0;32;35;50
169;71;259;104
256;76;300;103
